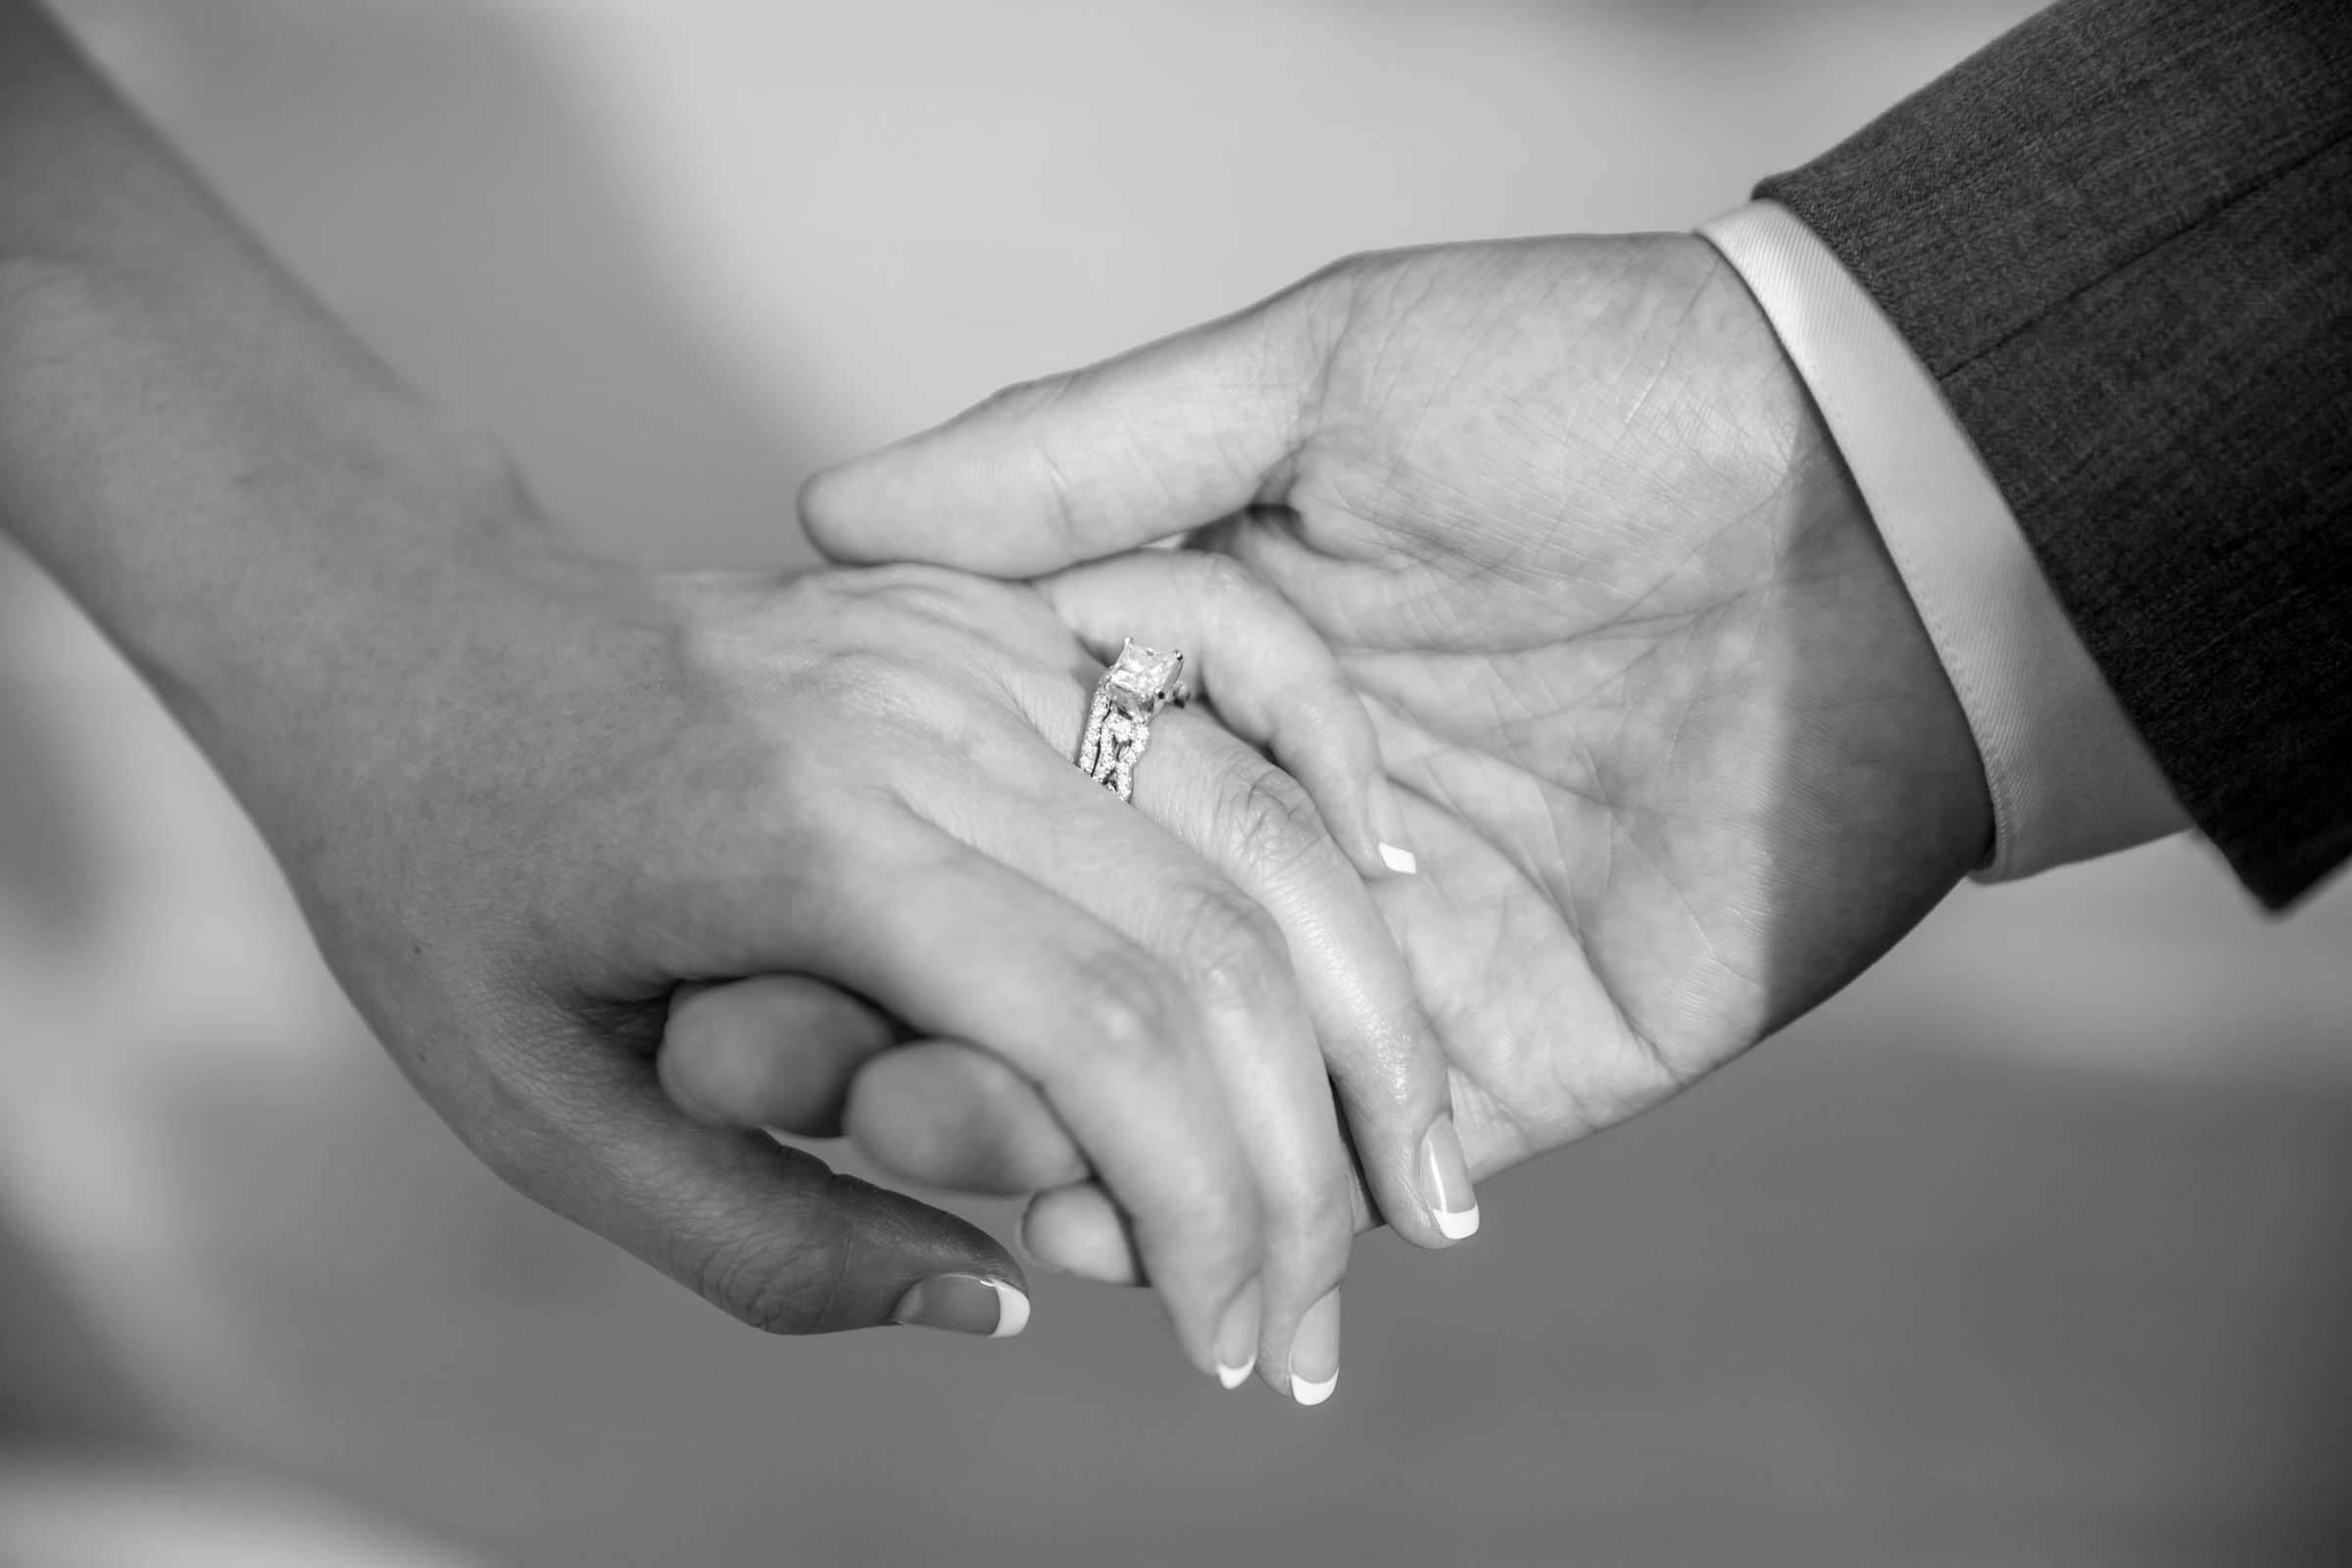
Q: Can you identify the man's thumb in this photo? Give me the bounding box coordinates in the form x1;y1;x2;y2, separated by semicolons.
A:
801;282;1330;575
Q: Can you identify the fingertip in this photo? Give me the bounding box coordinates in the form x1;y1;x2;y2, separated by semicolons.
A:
1017;1183;1146;1287
890;1272;1034;1339
989;1276;1033;1338
799;458;893;564
1326;1035;1468;1252
1213;1278;1263;1391
1283;1286;1341;1406
1416;1113;1481;1245
1362;765;1419;879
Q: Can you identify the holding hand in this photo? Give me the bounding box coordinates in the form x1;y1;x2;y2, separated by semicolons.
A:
787;233;1993;1283
0;0;1463;1386
663;553;1482;1400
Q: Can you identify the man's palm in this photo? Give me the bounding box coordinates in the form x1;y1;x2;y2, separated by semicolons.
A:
808;233;1990;1190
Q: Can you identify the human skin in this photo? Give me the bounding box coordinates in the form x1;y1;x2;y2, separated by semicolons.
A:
0;0;1459;1375
750;231;1997;1292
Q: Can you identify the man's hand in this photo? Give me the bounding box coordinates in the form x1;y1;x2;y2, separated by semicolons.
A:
799;234;1993;1260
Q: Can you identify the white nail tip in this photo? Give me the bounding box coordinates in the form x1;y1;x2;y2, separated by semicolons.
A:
989;1280;1032;1339
1290;1371;1338;1407
1435;1203;1481;1241
1215;1356;1256;1391
1378;843;1418;876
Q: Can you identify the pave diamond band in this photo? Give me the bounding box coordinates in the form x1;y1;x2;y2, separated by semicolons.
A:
1079;639;1188;801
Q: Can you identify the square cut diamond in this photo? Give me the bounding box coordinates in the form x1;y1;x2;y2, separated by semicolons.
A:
1106;639;1184;710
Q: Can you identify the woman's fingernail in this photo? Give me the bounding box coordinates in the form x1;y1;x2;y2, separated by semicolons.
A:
1417;1115;1481;1241
892;1275;1031;1338
1368;777;1417;876
1288;1289;1341;1407
1213;1279;1262;1389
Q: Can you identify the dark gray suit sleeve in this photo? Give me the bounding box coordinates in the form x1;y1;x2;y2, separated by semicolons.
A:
1757;0;2352;908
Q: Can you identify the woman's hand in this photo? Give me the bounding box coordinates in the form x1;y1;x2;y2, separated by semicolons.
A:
660;554;1484;1399
277;544;1453;1381
0;0;1049;1349
0;0;1440;1385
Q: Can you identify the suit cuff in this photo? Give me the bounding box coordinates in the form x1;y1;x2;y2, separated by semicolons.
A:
1696;200;2189;880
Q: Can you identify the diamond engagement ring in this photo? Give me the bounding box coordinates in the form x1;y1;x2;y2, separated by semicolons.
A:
1078;639;1188;801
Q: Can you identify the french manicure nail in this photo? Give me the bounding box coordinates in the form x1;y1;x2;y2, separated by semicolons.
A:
892;1274;1031;1338
1213;1279;1262;1389
1417;1114;1481;1241
1288;1288;1341;1407
1368;777;1417;876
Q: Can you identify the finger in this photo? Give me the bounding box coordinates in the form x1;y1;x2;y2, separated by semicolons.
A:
1287;1286;1342;1408
788;827;1268;1384
663;979;1090;1192
999;612;1466;1251
1127;708;1476;1256
1016;1174;1355;1410
1036;549;1420;881
480;1030;1030;1339
1020;1181;1143;1287
660;976;900;1136
846;1041;1088;1196
800;282;1331;574
911;746;1358;1393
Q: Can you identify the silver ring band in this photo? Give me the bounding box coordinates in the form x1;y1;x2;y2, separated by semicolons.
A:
1078;639;1188;801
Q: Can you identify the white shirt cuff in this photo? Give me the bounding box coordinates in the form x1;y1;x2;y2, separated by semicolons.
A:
1696;200;2188;880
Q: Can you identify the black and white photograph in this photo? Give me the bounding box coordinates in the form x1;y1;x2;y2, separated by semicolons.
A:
1;1;2346;1563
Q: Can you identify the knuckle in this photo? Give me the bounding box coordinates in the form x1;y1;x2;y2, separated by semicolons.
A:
975;371;1063;421
1293;251;1380;324
1193;551;1266;609
1173;1170;1265;1274
792;644;987;769
844;564;1000;631
1277;1173;1357;1255
1210;760;1333;888
1069;956;1191;1066
1166;883;1292;1014
698;1222;846;1337
795;643;909;714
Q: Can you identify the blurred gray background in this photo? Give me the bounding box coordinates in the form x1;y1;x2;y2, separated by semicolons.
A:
3;2;2349;1564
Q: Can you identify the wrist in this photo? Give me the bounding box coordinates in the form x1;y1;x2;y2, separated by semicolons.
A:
1791;411;1997;870
1701;201;2183;885
1687;236;1996;882
1684;246;1993;1028
0;254;592;819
